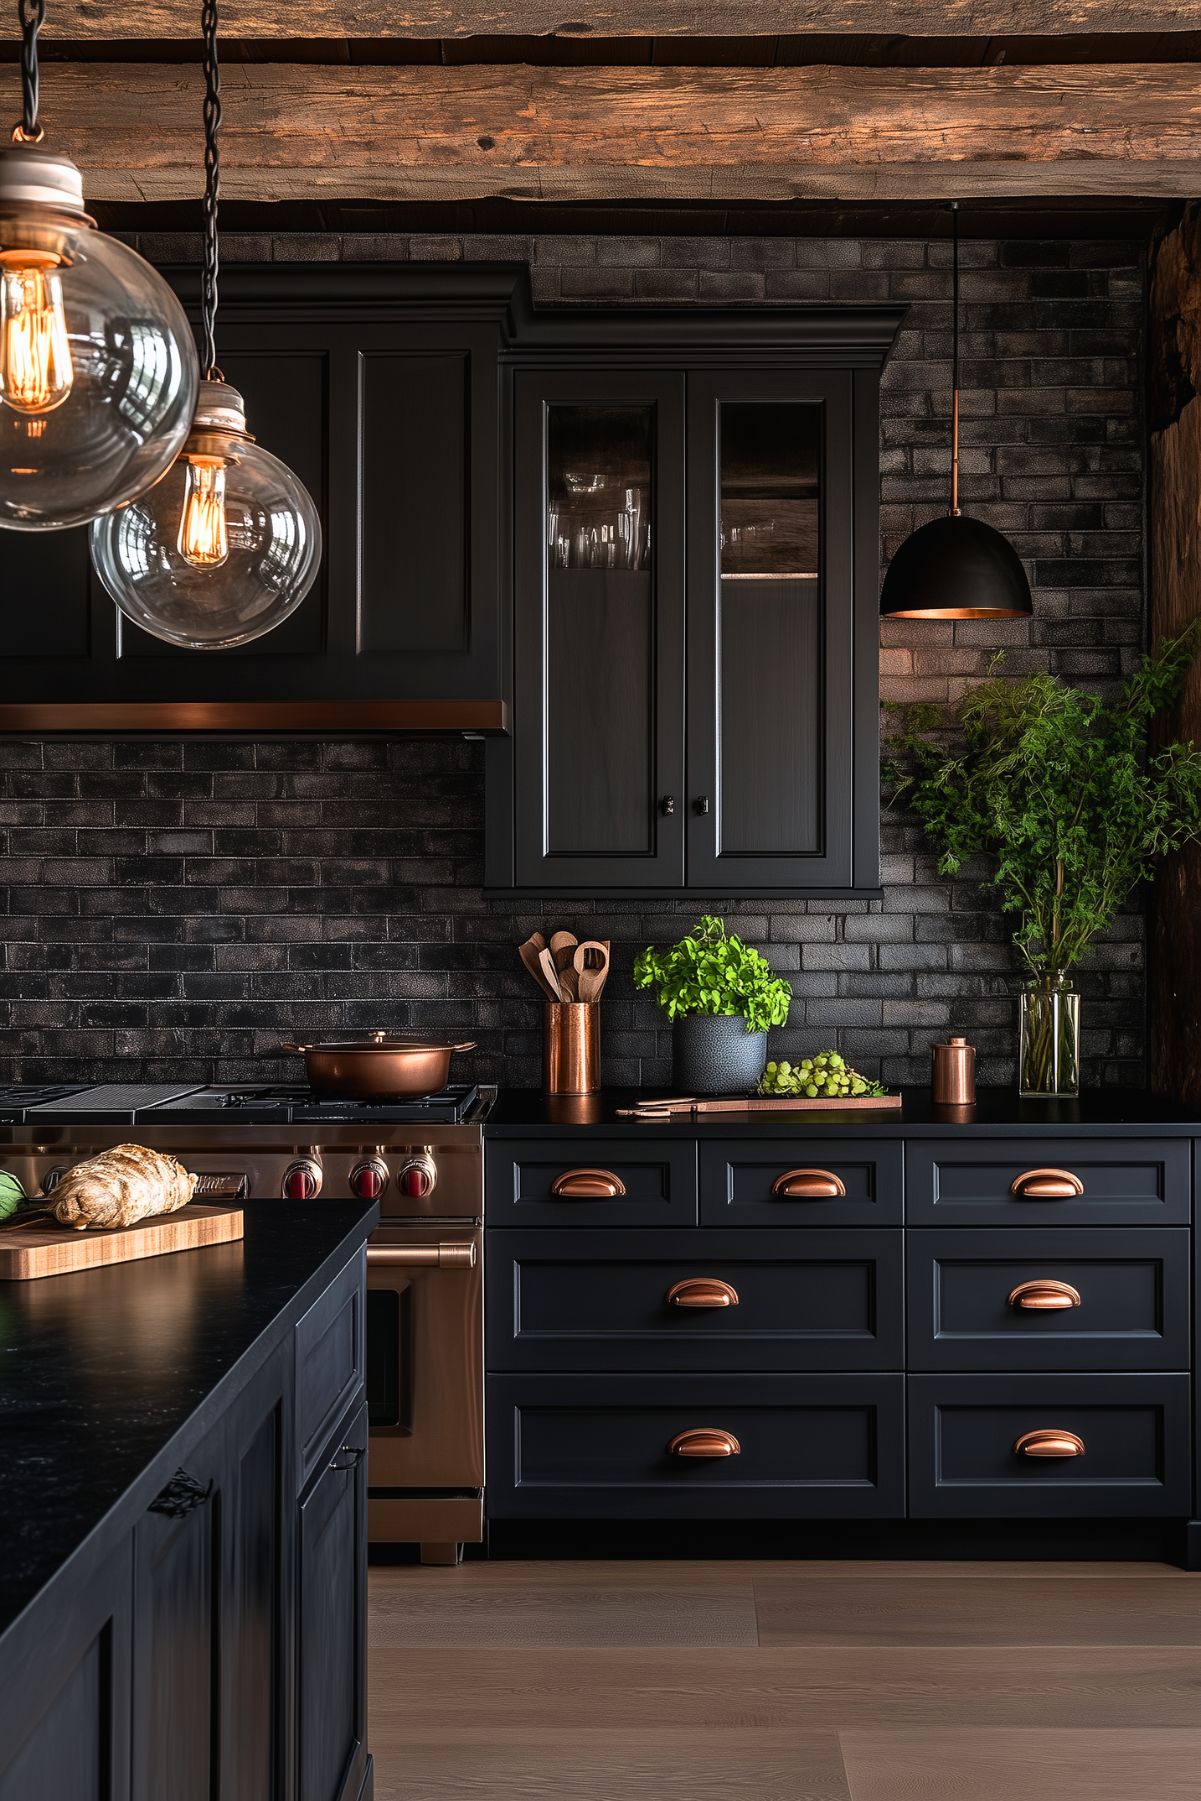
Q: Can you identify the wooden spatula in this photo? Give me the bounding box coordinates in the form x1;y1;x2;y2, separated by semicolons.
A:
518;936;559;1000
538;946;565;1001
549;930;578;974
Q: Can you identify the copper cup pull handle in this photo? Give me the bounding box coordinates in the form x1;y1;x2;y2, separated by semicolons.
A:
550;1167;627;1199
1014;1429;1085;1459
1008;1278;1081;1311
666;1278;740;1309
1010;1167;1085;1199
668;1428;741;1459
771;1168;847;1200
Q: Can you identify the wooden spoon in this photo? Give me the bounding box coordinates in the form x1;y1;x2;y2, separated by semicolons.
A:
538;946;565;1001
573;940;609;1004
518;937;559;1000
549;930;578;974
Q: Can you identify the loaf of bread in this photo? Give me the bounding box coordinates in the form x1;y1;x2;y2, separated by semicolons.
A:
50;1144;198;1231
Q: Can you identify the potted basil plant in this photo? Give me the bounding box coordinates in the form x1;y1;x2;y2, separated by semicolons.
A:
633;915;792;1094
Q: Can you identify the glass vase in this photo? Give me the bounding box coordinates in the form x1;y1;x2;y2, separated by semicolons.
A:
1018;976;1080;1099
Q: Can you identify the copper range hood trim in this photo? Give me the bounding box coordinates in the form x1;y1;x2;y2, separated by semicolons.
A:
0;699;509;736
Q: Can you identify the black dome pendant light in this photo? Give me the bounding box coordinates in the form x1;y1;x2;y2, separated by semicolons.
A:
881;202;1033;620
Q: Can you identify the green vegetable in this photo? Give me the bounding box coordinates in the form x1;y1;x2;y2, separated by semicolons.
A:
760;1053;886;1100
0;1170;27;1223
884;628;1201;982
633;914;792;1034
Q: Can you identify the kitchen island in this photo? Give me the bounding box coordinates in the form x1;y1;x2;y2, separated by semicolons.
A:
0;1196;377;1801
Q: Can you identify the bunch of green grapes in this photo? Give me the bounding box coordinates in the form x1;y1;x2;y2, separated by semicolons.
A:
758;1051;886;1100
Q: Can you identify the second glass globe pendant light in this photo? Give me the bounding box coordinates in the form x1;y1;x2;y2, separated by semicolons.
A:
0;0;198;529
90;0;322;649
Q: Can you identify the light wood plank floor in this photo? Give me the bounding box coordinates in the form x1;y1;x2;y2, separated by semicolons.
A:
369;1560;1201;1800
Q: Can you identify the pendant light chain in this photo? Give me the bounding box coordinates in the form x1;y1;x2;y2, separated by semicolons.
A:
12;0;45;144
200;0;223;381
949;200;961;518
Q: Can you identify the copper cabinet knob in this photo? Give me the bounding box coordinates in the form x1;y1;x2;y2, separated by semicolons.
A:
550;1167;628;1199
1008;1279;1082;1311
771;1167;847;1200
665;1278;740;1309
668;1428;741;1459
1014;1429;1086;1459
1010;1167;1085;1199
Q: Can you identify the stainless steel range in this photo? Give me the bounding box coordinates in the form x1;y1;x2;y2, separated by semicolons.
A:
0;1080;491;1565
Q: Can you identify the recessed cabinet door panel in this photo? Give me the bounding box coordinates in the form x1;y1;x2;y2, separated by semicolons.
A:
119;347;330;663
513;371;686;887
686;372;856;890
298;1399;369;1801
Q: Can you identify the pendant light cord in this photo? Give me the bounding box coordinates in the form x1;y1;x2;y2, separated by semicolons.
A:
950;200;961;518
200;0;223;381
12;0;45;144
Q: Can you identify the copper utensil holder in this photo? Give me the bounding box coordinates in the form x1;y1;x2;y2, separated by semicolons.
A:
544;1002;601;1095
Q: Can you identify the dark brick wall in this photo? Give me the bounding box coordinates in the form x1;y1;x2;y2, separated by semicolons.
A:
0;231;1146;1091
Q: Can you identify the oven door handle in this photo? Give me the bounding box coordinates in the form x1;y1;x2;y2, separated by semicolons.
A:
367;1242;477;1270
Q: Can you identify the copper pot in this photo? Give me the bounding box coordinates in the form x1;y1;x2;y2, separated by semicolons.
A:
280;1032;476;1099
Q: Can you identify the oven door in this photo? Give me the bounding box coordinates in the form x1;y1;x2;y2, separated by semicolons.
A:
365;1224;483;1490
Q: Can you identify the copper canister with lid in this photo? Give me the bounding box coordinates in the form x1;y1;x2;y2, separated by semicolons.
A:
931;1035;976;1106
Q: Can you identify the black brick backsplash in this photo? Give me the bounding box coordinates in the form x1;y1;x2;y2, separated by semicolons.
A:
0;232;1146;1091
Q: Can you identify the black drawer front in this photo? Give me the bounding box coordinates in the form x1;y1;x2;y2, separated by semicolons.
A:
908;1374;1192;1518
487;1228;904;1372
908;1228;1191;1372
294;1247;366;1492
486;1139;697;1227
487;1373;905;1519
906;1138;1190;1226
699;1140;903;1227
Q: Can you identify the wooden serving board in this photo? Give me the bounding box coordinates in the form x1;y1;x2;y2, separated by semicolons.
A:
617;1094;902;1119
0;1202;244;1281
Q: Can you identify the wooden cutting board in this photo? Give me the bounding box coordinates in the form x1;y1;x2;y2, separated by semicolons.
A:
617;1094;903;1119
0;1202;244;1281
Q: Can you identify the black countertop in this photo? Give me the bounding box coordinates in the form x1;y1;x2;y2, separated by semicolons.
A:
0;1196;376;1648
484;1085;1201;1137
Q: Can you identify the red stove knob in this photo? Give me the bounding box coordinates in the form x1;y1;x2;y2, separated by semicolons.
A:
350;1158;388;1201
282;1158;322;1201
399;1155;436;1201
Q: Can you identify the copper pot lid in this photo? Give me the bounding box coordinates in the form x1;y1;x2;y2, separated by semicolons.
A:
282;1033;476;1055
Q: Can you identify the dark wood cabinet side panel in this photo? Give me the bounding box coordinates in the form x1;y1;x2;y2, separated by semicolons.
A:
360;351;468;657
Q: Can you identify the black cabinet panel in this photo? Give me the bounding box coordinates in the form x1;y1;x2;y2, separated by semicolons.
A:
3;528;94;659
296;1247;366;1492
908;1228;1191;1373
488;1373;905;1519
298;1398;369;1801
908;1374;1192;1518
486;1137;697;1227
699;1139;903;1227
487;1227;903;1372
906;1138;1190;1226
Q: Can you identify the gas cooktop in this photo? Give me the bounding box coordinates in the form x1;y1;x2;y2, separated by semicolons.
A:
0;1082;488;1126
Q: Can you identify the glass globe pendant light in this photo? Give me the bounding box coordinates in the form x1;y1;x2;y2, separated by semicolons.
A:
880;202;1032;620
0;0;198;529
90;0;321;649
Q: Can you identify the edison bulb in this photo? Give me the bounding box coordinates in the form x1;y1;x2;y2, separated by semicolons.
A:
0;143;198;530
90;380;322;650
0;257;73;414
177;457;229;568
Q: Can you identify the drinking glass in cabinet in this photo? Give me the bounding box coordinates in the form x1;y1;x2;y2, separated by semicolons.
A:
547;405;652;571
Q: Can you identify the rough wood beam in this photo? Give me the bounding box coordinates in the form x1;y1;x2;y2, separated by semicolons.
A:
45;1;1201;38
35;62;1201;202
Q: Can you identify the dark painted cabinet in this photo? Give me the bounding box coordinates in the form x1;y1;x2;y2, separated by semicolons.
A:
494;315;898;893
484;1124;1198;1546
6;268;512;714
0;1243;371;1801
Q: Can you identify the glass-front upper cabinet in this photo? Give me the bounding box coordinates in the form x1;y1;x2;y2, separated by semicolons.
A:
686;370;859;891
512;371;686;888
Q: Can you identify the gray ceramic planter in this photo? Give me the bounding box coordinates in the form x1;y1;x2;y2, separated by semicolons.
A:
671;1015;768;1096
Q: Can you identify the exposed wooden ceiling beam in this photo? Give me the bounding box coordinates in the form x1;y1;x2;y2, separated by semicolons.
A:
35;62;1201;202
44;2;1201;39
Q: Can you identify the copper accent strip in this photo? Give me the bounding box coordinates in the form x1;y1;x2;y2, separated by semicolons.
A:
366;1242;477;1270
1010;1167;1085;1199
665;1277;740;1309
550;1167;627;1199
1008;1278;1082;1311
1014;1429;1086;1459
771;1167;847;1199
0;700;508;735
668;1428;741;1459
